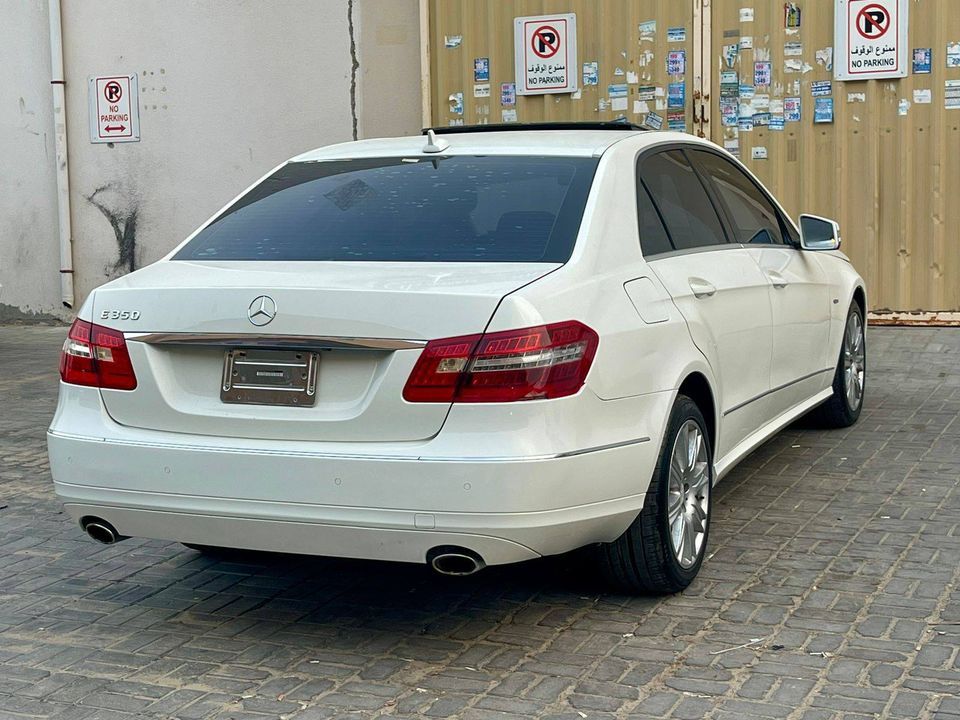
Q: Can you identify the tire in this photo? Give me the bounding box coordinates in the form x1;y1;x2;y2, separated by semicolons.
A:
598;395;712;594
808;301;865;429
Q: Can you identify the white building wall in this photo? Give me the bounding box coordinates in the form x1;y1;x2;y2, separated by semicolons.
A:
0;0;422;321
0;0;62;321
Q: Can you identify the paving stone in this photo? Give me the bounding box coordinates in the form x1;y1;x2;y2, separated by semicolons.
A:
1;325;959;718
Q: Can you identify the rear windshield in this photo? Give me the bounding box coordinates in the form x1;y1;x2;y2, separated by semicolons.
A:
173;155;599;263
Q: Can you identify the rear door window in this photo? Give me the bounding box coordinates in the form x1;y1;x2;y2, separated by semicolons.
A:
639;150;729;251
173;156;599;263
689;150;786;246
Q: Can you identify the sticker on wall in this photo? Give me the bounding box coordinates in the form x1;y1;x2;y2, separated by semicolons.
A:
668;82;686;108
912;48;932;74
770;114;785;130
608;84;628;98
814;97;834;123
668;27;687;42
740;8;755;23
785;60;813;74
501;83;517;106
784;96;802;121
753;112;771;126
667;50;686;76
724;137;741;157
643;111;664;130
598;99;611;111
583;61;599;86
639;85;656;100
898;99;910;116
639;20;656;43
816;48;834;71
784;3;802;29
627;71;640;84
946;80;960;109
474;58;490;82
913;88;932;104
740;36;754;50
847;92;867;102
754;61;772;87
811;81;832;97
720;71;739;98
473;83;491;98
614;67;626;76
753;94;770;111
501;109;518;123
611;97;628;112
770;98;784;114
784;42;803;57
754;47;771;62
444;35;462;49
738;116;754;131
721;100;739;126
947;43;960;68
571;89;582;100
633;100;650;114
752;146;768;160
724;43;740;68
448;92;464;115
667;111;686;131
739;83;756;99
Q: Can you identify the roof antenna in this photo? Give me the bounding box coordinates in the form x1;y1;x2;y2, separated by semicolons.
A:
423;129;449;154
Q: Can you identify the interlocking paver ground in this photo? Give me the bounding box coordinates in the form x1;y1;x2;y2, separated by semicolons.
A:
0;324;958;720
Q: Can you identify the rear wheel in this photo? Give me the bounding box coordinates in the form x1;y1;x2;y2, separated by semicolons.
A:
598;395;712;594
809;302;865;428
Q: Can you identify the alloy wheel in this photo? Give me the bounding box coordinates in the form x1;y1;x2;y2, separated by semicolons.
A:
843;311;865;411
667;420;710;569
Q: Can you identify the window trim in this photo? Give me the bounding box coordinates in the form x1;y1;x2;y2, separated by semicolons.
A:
634;145;734;259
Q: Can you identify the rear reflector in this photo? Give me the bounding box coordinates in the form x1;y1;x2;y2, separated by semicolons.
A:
403;321;598;403
60;319;138;391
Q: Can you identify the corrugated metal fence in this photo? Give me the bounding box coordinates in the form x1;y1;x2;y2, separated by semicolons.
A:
427;0;960;314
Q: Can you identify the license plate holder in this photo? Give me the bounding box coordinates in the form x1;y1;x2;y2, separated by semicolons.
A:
221;349;319;407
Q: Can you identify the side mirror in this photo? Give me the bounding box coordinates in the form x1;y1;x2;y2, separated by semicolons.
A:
799;214;841;251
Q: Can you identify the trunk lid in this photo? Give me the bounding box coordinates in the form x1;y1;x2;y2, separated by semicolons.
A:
92;260;557;442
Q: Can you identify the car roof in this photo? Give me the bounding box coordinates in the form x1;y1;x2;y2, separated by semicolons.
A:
291;129;706;162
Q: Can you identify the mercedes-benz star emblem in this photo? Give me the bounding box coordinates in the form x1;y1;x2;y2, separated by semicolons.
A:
247;295;277;326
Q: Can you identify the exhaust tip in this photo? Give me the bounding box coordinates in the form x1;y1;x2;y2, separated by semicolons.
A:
81;518;124;545
428;546;486;577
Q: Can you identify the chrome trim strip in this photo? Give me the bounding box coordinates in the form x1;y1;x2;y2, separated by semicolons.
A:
47;430;650;463
723;368;834;417
125;332;427;351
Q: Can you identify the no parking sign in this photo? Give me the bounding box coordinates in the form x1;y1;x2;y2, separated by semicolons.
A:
514;13;578;96
835;0;909;80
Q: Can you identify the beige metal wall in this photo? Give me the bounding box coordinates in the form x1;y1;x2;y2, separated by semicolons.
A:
711;1;960;313
428;1;960;313
428;0;696;128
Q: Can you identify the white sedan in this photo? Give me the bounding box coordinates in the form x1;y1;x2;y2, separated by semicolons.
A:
48;124;865;594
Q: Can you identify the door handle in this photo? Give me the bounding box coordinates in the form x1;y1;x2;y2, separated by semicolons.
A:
688;278;717;298
766;270;788;289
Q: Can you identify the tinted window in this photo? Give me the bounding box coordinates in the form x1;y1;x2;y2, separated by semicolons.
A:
636;181;674;257
640;151;728;251
691;150;785;245
174;156;599;263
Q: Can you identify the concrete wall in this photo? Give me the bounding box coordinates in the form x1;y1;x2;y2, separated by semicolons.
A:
0;0;422;321
0;1;62;321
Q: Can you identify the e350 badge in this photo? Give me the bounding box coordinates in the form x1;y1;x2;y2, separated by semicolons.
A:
100;310;141;321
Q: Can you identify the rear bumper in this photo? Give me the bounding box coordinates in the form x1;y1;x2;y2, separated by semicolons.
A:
48;384;670;566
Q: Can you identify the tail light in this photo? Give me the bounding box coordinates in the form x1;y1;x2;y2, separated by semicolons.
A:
403;321;598;403
60;319;137;391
